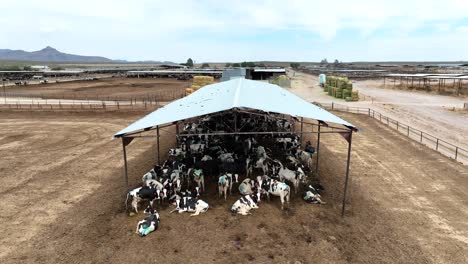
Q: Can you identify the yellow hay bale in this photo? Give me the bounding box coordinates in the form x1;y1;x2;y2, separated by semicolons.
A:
186;88;194;95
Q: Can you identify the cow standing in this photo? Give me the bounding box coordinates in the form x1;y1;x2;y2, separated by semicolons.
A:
218;173;239;200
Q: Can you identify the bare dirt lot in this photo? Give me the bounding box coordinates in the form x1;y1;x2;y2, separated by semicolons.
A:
1;110;467;264
3;77;189;100
290;71;468;151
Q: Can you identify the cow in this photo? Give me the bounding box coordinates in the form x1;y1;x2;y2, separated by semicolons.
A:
168;147;186;158
277;164;306;194
294;149;313;169
144;179;164;190
136;207;160;237
170;196;209;216
239;178;255;195
187;168;205;192
303;185;325;204
189;143;206;154
126;186;162;214
245;156;269;177
218;173;239;201
259;179;291;210
231;195;260;215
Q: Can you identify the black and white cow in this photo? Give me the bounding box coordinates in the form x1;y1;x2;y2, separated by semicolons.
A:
245;156;269;177
168;146;186;158
126;186;162;214
189;143;206;154
170;196;209;216
259;179;291;210
277;164;306;194
187;168;205;192
303;185;325;204
294;149;313;169
231;195;260;215
218;173;239;201
239;178;255;195
136;207;160;237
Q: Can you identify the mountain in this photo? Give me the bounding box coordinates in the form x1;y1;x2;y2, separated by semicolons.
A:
0;46;113;62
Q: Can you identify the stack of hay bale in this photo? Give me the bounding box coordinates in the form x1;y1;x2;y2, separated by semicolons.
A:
186;76;215;95
270;75;291;87
323;75;358;101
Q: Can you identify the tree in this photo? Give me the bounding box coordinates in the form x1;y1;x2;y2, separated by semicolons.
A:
51;66;64;71
186;58;194;67
225;63;231;67
320;58;328;64
246;62;256;67
201;63;210;68
232;63;241;67
334;59;339;65
290;62;301;69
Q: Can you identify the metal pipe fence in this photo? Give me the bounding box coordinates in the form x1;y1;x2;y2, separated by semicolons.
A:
0;100;160;111
2;90;185;103
319;102;468;165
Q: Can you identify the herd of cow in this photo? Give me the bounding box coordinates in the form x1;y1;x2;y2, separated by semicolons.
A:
126;112;325;237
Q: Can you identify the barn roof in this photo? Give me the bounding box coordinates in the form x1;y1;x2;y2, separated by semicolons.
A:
113;78;355;138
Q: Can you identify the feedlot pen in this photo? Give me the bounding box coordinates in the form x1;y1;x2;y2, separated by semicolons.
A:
0;111;467;263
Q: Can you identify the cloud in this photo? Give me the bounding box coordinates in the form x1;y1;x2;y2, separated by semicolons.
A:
0;0;467;61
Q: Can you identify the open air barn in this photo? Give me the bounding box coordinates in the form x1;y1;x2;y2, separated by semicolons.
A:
384;73;468;96
113;78;357;215
247;68;287;80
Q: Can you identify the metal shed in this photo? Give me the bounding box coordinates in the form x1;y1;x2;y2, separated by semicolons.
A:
114;78;357;216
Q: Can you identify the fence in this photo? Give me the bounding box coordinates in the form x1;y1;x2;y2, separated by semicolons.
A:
2;90;185;103
0;100;161;111
319;102;468;165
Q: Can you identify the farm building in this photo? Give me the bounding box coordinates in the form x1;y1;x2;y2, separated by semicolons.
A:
114;78;357;216
248;68;287;80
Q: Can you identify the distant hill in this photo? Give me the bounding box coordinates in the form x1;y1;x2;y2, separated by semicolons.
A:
0;46;113;63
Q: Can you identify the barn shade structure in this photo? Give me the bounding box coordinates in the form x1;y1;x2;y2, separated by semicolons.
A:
114;78;357;216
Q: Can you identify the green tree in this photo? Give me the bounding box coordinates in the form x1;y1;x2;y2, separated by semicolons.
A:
51;66;64;71
186;58;194;67
225;63;231;67
232;63;241;67
320;58;328;64
201;63;210;68
23;65;32;71
290;62;301;69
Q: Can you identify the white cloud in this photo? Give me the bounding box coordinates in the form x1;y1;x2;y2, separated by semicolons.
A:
0;0;467;61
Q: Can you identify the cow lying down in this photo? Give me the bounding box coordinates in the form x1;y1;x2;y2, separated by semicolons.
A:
303;185;325;204
231;194;259;216
136;207;160;237
170;196;209;216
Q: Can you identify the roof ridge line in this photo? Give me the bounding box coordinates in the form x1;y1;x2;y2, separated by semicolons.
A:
232;78;242;107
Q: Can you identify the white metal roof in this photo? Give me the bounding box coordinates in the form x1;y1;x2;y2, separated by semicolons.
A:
113;78;355;137
127;70;222;74
253;68;286;73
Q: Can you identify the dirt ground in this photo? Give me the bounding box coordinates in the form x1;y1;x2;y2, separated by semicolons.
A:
290;71;468;151
3;77;189;100
1;109;467;264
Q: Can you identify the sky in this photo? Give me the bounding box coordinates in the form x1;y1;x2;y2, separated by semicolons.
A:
0;0;467;63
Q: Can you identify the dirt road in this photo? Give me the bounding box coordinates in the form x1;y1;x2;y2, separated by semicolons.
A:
1;109;467;263
290;71;468;151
